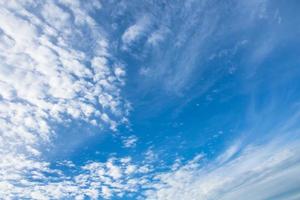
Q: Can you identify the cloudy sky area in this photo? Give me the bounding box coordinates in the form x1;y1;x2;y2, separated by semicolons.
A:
0;0;300;199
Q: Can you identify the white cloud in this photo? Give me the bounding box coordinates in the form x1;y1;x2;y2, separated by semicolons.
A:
147;27;169;45
145;136;300;200
0;155;149;199
123;135;138;148
0;0;132;199
122;15;151;47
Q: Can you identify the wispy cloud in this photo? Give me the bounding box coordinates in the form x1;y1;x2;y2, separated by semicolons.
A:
123;135;138;148
145;135;300;200
120;0;289;101
147;27;169;46
144;102;300;200
122;15;151;48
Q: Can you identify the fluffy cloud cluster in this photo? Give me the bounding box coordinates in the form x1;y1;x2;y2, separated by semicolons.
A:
0;154;150;199
0;0;128;147
0;0;132;198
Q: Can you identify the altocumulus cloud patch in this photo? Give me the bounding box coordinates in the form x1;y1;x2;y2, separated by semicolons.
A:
0;0;135;199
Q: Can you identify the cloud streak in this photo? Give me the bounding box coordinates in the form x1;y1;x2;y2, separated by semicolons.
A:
145;136;300;200
122;15;151;48
144;102;300;200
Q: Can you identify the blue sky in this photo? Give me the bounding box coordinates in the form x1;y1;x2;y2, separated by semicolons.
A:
0;0;300;199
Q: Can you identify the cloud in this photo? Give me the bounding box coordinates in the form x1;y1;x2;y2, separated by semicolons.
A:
143;95;300;199
123;135;138;148
118;0;288;102
0;0;131;199
147;27;169;46
0;155;149;199
143;101;300;200
122;15;151;47
144;135;300;200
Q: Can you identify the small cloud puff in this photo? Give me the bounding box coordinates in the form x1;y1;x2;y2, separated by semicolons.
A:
122;15;151;48
147;27;169;45
123;135;138;148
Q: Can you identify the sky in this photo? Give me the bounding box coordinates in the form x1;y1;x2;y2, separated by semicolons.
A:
0;0;300;199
